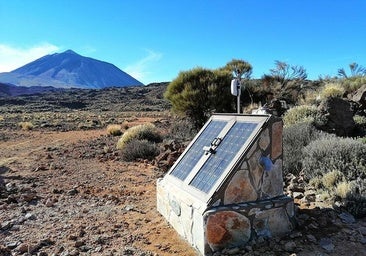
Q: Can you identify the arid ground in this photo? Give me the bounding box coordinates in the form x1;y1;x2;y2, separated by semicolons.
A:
0;120;199;256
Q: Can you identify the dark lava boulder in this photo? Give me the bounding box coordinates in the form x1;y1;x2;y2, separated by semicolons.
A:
318;97;356;136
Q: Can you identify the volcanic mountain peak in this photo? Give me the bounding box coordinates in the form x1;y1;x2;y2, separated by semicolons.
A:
0;50;144;89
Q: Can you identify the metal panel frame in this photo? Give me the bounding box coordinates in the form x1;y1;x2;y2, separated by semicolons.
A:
165;114;270;204
190;121;259;193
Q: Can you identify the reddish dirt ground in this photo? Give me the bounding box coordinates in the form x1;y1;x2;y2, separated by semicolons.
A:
0;128;197;255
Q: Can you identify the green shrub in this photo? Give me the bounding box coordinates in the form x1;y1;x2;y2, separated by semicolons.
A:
343;178;366;217
308;165;366;217
283;105;320;127
283;122;330;175
116;123;162;150
121;139;159;161
166;118;196;142
302;137;366;181
164;67;234;129
319;82;345;99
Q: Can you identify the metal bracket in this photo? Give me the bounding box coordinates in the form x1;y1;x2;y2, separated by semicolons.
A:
203;137;222;155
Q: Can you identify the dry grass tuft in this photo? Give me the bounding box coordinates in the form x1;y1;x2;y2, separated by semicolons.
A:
18;121;34;130
354;115;366;126
116;123;161;150
299;90;320;105
321;170;343;190
320;83;345;99
107;124;122;136
335;181;352;199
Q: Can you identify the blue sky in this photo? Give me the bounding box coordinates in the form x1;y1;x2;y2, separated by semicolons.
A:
0;0;365;84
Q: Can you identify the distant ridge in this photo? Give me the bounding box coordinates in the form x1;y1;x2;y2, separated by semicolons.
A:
0;50;144;89
0;82;62;97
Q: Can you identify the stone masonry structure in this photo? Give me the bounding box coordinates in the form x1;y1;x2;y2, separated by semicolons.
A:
157;114;295;255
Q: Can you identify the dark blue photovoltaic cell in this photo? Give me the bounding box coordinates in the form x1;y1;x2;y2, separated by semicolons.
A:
170;120;227;180
190;122;258;193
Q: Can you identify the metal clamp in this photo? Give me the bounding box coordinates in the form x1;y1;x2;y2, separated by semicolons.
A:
203;137;222;155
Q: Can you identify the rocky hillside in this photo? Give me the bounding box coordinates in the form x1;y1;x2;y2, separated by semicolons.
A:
0;83;169;111
0;83;170;131
0;83;62;97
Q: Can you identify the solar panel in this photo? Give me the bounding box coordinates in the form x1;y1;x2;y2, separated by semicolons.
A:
189;122;258;193
170;120;227;180
166;114;269;202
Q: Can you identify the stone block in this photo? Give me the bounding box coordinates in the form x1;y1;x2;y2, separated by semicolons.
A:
262;159;283;198
157;115;290;256
259;128;270;150
254;207;293;237
224;170;257;204
250;165;263;190
285;200;295;218
247;141;258;159
205;211;251;251
271;121;283;159
248;149;261;173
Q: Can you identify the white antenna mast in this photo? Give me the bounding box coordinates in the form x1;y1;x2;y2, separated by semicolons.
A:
230;68;243;114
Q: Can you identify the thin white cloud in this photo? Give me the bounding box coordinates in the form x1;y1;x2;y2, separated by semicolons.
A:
0;43;60;72
124;49;162;83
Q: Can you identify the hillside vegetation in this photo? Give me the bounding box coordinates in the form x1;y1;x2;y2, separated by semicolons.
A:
164;60;366;217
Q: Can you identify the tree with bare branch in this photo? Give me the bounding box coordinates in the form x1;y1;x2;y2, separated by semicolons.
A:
338;62;366;78
269;60;307;87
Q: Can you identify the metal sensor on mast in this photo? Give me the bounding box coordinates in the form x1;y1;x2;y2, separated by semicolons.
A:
231;78;241;113
230;79;240;96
